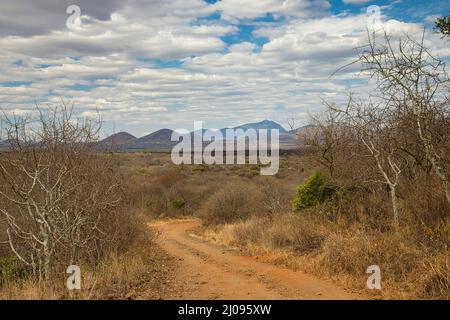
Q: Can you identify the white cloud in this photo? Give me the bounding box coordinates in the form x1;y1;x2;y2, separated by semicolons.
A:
342;0;372;4
0;0;446;137
212;0;330;21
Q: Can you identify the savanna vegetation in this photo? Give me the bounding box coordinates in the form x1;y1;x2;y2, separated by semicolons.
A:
0;28;448;300
0;105;177;299
198;33;449;299
115;31;448;299
101;135;447;300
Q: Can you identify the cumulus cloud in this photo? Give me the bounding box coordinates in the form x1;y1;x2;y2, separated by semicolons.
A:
0;0;125;36
0;0;447;137
342;0;373;4
212;0;330;21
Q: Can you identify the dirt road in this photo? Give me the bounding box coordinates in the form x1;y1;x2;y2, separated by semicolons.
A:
150;219;361;300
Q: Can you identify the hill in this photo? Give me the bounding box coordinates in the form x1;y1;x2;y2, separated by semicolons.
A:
99;120;308;151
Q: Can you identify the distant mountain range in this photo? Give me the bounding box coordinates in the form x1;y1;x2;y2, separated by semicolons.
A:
231;119;288;134
0;139;10;149
98;120;312;151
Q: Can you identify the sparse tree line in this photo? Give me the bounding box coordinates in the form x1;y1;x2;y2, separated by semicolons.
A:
303;30;449;227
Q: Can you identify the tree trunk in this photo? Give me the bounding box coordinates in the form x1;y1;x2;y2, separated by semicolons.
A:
39;219;51;280
444;181;450;206
389;185;399;226
414;104;450;206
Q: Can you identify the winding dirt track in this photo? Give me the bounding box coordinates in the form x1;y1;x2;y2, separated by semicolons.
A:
150;219;361;300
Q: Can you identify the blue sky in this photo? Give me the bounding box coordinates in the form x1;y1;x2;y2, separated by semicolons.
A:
0;0;449;137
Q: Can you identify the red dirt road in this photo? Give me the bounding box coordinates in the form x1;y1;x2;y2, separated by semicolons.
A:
150;219;361;300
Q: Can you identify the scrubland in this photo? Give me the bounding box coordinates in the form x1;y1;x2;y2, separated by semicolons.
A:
0;110;176;299
115;151;449;299
1;33;448;300
1;146;448;299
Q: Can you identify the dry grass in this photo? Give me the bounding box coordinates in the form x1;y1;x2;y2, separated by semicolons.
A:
2;151;447;300
0;225;178;300
124;152;448;300
200;212;448;299
0;151;182;300
0;247;149;299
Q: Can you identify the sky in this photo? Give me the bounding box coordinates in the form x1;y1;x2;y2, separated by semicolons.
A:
0;0;449;137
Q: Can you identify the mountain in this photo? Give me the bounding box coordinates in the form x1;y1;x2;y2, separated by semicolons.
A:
102;132;136;145
99;120;304;151
289;124;315;135
0;139;11;150
135;128;174;143
230;120;287;134
127;128;177;151
96;132;136;150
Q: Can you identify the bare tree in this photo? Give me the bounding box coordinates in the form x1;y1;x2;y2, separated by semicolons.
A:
333;97;403;224
286;118;296;132
0;103;122;280
303;104;352;178
357;31;450;205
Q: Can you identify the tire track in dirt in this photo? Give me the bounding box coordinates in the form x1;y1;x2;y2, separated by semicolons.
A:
149;219;361;300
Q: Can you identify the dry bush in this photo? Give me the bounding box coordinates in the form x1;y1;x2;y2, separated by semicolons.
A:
398;175;450;250
185;172;230;208
224;218;267;248
156;170;184;188
0;105;149;286
124;166;216;218
271;32;450;299
123;168;181;217
318;230;417;278
0;106;120;279
320;189;394;232
418;252;449;299
125;154;302;220
266;213;330;254
316;228;449;299
201;211;448;299
205;211;332;255
0;199;154;299
142;183;169;216
255;177;294;215
199;181;265;225
0;225;159;300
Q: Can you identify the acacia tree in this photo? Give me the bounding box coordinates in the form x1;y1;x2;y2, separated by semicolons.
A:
357;31;450;206
303;102;356;178
0;104;122;280
332;97;403;224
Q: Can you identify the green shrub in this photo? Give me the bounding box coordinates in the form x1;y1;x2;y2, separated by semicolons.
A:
134;168;150;176
292;171;334;210
0;257;29;283
144;194;167;215
171;198;186;209
192;165;208;173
